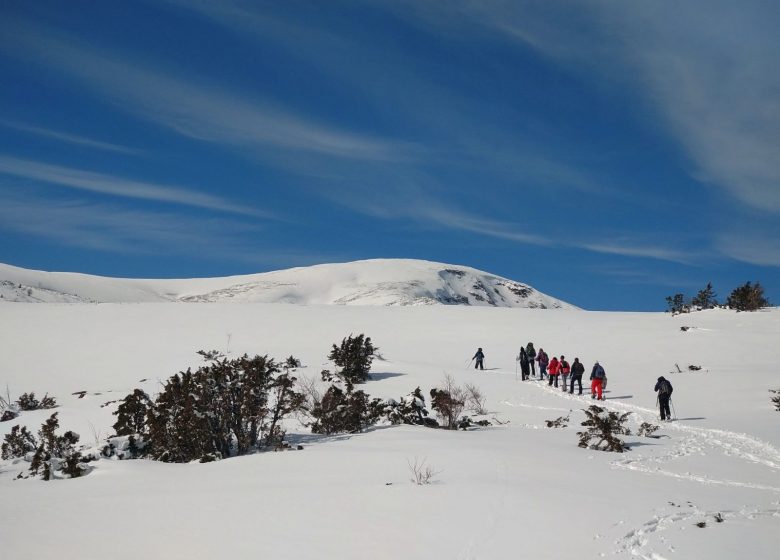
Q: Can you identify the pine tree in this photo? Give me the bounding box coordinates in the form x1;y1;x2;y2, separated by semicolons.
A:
577;405;632;452
726;281;770;311
328;334;377;387
691;282;718;310
665;293;688;314
1;425;37;459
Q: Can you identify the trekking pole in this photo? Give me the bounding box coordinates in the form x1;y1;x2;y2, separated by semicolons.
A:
670;397;677;421
465;357;474;370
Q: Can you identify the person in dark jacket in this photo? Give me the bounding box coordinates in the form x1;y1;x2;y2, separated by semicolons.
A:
519;347;530;380
526;342;537;377
473;348;485;370
536;348;549;380
654;376;674;421
559;356;570;392
590;361;606;400
569;357;585;394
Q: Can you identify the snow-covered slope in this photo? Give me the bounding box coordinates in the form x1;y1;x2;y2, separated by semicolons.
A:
1;303;779;559
0;259;575;308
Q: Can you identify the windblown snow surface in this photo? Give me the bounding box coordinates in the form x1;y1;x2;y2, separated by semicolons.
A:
1;302;779;559
0;259;574;308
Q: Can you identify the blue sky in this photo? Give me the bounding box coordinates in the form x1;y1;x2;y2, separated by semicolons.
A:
1;1;778;311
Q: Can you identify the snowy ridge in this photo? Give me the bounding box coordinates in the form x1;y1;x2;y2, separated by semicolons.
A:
0;259;575;308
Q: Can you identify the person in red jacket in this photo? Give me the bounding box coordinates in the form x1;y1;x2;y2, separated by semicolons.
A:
547;356;561;388
590;361;606;400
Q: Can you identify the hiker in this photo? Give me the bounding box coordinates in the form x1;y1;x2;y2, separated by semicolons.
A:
590;361;606;400
547;355;560;387
473;348;485;370
569;357;585;395
559;355;570;392
519;347;530;381
536;347;549;379
654;376;674;421
526;342;537;377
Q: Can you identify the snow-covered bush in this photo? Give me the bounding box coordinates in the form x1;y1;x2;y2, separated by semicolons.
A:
1;424;37;459
16;392;57;411
577;405;632;452
112;389;152;437
638;422;660;437
27;413;88;480
385;387;436;426
430;375;466;430
310;385;384;434
326;334;376;387
771;390;780;412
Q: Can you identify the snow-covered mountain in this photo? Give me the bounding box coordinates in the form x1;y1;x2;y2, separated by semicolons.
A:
0;259;575;308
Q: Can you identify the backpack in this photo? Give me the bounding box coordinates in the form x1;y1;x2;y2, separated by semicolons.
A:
593;365;605;379
659;380;671;395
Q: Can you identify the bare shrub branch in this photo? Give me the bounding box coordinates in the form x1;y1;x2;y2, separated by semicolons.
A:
407;456;441;485
464;383;487;415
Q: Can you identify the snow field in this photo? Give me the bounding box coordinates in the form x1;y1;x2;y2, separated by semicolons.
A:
1;303;779;559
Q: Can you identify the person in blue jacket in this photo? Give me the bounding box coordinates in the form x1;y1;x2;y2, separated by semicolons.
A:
473;348;485;370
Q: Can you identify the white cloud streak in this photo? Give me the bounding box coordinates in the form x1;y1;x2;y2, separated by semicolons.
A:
387;1;780;213
0;155;269;218
0;119;143;155
0;20;415;162
0;191;257;258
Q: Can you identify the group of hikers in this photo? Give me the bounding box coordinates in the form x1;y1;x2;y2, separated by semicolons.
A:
471;344;675;420
516;343;607;400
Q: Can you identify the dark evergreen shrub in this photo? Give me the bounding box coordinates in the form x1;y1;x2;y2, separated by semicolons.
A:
1;424;37;459
577;405;632;452
1;410;18;422
328;334;376;387
545;412;571;428
771;390;780;412
386;388;431;426
691;282;718;310
129;352;304;462
726;281;769;311
665;293;689;314
310;385;384;434
27;413;86;480
113;389;151;437
16;392;57;411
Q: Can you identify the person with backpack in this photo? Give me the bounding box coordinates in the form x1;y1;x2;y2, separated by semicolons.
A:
569;357;585;395
473;348;485;370
526;342;537;377
536;347;549;380
590;361;606;400
559;355;570;392
547;355;561;387
654;376;674;421
519;347;530;381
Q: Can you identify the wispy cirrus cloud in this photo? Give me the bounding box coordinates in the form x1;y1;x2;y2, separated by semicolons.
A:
0;119;143;155
716;233;780;268
386;1;780;214
578;241;692;264
0;155;269;218
0;19;415;162
0;189;331;267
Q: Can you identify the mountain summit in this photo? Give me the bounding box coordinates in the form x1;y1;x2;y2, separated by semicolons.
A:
0;259;575;308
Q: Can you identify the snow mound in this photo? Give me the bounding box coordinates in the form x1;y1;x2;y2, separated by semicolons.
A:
0;259;576;308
